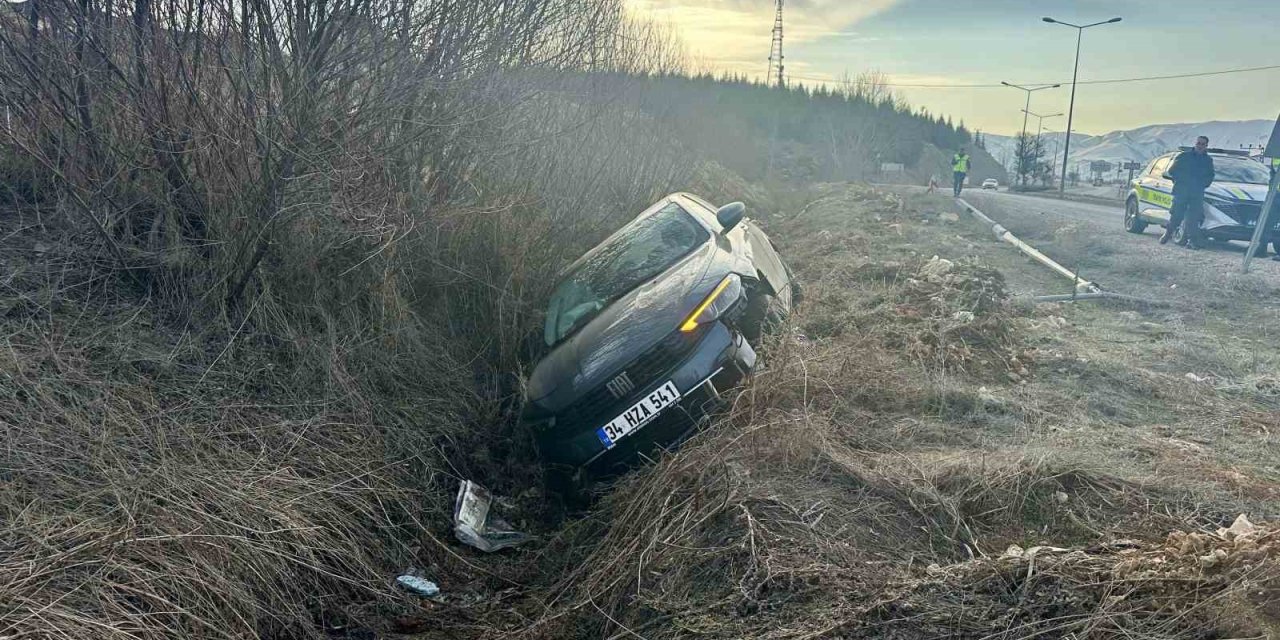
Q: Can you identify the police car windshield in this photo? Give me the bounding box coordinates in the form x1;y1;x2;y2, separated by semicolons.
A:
1213;156;1270;185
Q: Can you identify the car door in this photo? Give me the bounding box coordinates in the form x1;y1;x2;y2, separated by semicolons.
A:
1137;155;1175;223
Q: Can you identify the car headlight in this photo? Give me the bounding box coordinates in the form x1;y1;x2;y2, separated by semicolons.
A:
680;274;742;333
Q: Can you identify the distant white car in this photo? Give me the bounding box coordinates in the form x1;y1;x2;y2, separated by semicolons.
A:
981;178;999;190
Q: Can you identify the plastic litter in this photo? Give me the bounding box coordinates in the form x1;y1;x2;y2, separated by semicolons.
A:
396;575;440;596
918;255;954;282
453;480;532;552
1218;513;1258;540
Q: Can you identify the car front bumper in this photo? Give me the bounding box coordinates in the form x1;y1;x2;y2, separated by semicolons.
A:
1197;223;1280;243
534;321;756;474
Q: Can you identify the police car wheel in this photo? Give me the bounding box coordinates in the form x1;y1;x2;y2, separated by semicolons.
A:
1171;224;1186;246
1123;199;1146;234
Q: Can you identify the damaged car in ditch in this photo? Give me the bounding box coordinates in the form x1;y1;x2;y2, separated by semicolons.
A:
521;193;797;499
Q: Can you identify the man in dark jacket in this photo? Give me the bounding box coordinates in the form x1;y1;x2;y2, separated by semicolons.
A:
1161;135;1215;249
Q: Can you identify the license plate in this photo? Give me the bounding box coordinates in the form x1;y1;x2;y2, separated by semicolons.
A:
596;380;681;448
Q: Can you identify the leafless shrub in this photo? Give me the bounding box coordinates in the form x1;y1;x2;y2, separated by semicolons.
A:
0;0;696;637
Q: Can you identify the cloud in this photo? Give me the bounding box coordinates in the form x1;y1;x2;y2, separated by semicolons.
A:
626;0;903;77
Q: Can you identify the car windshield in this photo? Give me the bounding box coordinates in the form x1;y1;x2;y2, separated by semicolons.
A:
543;203;709;346
1214;156;1271;185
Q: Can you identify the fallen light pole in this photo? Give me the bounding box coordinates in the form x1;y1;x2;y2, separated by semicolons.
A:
1030;292;1166;306
956;197;1098;294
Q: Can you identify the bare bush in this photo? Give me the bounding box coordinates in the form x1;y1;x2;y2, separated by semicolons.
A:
0;0;698;637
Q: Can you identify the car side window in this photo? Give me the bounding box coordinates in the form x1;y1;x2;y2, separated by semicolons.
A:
1149;157;1171;178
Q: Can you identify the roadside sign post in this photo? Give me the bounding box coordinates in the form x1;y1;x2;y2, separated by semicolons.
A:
1123;161;1141;184
1123;161;1141;197
1241;114;1280;273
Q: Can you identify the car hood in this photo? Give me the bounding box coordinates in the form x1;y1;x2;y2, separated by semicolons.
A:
527;243;723;409
1206;181;1269;203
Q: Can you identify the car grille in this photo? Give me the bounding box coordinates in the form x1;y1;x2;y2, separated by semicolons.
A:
1215;200;1262;226
559;330;702;428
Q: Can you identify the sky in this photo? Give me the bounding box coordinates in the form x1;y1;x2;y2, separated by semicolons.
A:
626;0;1280;136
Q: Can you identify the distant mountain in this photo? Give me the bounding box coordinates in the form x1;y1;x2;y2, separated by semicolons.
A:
982;119;1274;172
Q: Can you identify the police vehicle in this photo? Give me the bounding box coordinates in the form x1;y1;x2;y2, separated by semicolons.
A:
1123;148;1279;252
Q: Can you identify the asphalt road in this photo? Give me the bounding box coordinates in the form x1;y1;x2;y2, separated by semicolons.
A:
962;189;1120;228
959;188;1280;280
865;183;1280;305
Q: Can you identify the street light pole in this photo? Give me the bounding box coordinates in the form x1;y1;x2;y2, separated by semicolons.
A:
1002;81;1060;186
1023;110;1062;186
1045;132;1061;178
1038;113;1062;139
1022;110;1063;139
1044;16;1122;195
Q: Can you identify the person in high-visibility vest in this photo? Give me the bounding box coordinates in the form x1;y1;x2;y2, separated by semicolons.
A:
951;149;971;197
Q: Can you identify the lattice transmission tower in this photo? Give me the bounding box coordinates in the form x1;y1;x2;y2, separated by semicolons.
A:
766;0;784;87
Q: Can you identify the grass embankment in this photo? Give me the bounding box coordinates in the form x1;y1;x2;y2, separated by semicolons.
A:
4;184;1279;639
0;209;479;637
507;184;1280;639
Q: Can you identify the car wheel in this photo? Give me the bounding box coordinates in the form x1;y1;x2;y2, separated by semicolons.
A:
790;278;804;308
546;465;593;510
1171;224;1186;246
740;292;776;346
1123;198;1147;234
783;262;803;307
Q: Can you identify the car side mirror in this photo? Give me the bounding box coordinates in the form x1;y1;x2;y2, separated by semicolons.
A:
715;202;745;231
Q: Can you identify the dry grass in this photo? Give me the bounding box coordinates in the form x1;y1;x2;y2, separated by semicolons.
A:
479;185;1280;639
5;180;1280;640
0;219;481;639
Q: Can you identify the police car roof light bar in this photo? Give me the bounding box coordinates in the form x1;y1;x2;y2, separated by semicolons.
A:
1177;146;1251;156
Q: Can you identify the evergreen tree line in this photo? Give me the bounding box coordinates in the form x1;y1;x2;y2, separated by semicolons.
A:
625;71;974;182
